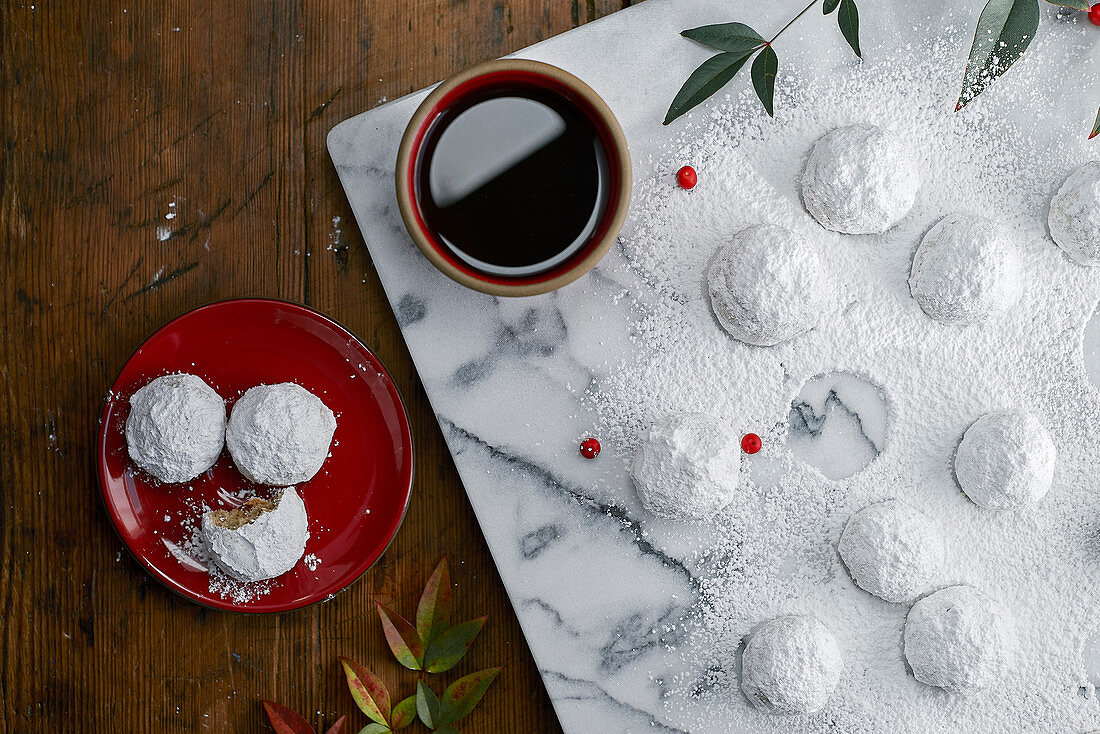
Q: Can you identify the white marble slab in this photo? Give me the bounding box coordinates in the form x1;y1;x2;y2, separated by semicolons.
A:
329;1;1100;730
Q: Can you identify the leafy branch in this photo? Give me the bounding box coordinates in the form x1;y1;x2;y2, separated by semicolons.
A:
957;0;1098;138
664;0;862;125
263;558;500;734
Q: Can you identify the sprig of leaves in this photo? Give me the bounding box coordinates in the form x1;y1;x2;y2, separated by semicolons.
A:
415;669;502;732
376;558;488;673
665;0;862;125
260;557;499;734
340;658;500;733
336;558;498;733
957;0;1097;139
262;701;346;734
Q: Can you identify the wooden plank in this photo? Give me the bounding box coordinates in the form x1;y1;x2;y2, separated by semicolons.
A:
0;0;629;731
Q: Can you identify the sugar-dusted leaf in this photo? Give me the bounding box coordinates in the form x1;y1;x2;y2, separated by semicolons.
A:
664;51;755;125
390;695;418;730
416;557;453;646
357;725;390;734
823;0;841;14
415;681;443;730
1043;0;1089;9
424;616;488;674
262;701;316;734
957;0;1039;110
750;46;778;117
681;22;765;54
376;602;425;670
1090;107;1100;140
323;716;347;734
438;668;502;726
837;0;861;58
339;657;391;725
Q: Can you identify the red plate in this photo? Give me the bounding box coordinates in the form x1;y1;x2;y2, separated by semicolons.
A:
97;298;414;613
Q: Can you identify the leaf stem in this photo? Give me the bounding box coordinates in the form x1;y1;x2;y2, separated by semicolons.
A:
769;0;820;44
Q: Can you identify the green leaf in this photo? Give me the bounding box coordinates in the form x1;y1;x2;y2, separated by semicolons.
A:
416;681;443;730
1043;0;1089;9
339;657;391;726
957;0;1039;110
750;46;778;117
837;0;862;58
664;51;755;125
356;725;390;734
1091;107;1100;140
823;0;841;14
324;717;347;734
262;701;316;734
424;616;488;673
438;668;502;726
376;601;426;670
681;22;765;54
416;557;453;647
390;695;418;730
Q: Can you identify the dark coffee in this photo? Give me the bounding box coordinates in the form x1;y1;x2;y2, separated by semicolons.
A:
416;87;610;276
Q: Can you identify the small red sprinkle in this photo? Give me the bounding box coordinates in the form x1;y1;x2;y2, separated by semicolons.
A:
676;165;698;190
579;437;601;459
741;433;762;455
1090;4;1100;25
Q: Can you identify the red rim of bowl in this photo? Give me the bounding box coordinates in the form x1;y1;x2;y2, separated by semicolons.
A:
95;298;415;614
396;59;632;296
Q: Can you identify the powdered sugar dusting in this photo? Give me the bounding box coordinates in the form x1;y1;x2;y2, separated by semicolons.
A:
583;34;1100;734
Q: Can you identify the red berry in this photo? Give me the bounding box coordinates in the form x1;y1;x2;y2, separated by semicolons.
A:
1090;4;1100;25
677;165;698;190
741;433;762;455
579;437;601;459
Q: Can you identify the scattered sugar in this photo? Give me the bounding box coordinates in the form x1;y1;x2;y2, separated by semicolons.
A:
583;30;1100;734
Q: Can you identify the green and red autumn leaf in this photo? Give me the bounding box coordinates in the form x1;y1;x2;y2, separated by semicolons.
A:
391;694;418;730
439;667;502;725
262;701;346;734
376;601;427;671
416;557;454;647
339;656;391;725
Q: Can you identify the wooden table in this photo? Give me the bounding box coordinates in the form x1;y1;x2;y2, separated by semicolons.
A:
0;2;629;730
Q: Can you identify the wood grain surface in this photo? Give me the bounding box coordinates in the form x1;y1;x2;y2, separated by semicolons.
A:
0;1;630;731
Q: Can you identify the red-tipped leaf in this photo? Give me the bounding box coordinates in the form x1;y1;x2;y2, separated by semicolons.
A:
262;701;316;734
375;601;426;670
322;716;347;734
424;616;488;673
338;656;391;725
1090;107;1100;140
416;557;453;645
439;667;502;725
390;694;418;730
